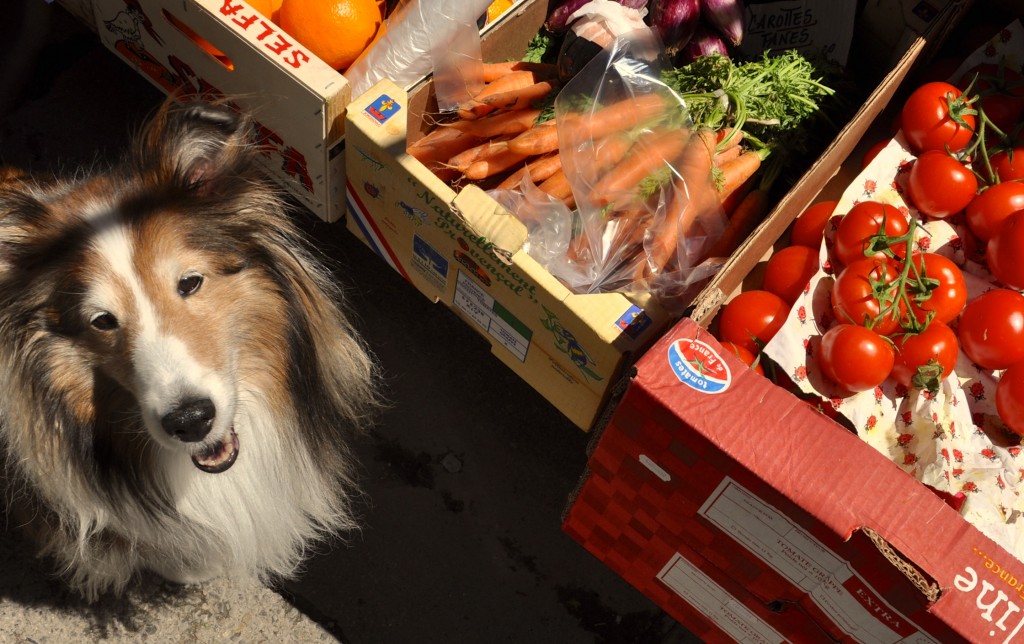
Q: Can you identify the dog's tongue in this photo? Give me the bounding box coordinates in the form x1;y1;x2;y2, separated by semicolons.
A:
192;429;239;473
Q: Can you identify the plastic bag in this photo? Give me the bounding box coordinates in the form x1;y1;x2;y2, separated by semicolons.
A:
345;0;491;107
496;28;727;308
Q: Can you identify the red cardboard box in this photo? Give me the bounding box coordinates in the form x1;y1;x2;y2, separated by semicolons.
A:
564;317;1024;642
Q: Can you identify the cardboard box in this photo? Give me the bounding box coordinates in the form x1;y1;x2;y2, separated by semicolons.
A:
343;0;672;431
72;0;529;221
81;0;348;221
561;2;1023;640
688;0;970;324
563;317;1024;641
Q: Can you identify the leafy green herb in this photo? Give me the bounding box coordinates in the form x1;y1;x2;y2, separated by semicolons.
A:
523;31;557;64
662;50;835;155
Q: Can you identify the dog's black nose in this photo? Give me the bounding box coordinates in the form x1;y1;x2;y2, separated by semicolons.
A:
161;398;216;442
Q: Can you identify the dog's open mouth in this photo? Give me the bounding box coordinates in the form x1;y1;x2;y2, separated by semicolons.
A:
192;429;239;474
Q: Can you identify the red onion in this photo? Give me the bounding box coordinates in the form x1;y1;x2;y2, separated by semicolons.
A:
675;24;729;64
700;0;745;46
648;0;701;54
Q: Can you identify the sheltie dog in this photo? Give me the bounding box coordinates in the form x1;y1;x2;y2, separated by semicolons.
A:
0;100;378;600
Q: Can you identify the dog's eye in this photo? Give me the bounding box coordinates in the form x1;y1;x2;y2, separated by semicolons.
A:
178;273;203;297
90;312;118;331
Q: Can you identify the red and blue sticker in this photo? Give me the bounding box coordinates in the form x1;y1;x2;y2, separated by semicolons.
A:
668;338;730;394
364;94;401;124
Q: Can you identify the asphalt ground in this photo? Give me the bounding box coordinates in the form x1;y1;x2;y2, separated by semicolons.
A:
0;3;699;643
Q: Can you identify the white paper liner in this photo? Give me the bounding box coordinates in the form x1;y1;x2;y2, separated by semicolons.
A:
763;21;1024;558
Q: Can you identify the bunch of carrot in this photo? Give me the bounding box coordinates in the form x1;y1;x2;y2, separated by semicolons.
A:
406;60;773;288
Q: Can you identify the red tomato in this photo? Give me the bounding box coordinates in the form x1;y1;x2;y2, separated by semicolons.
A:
818;324;895;392
831;257;903;336
965;181;1024;241
833;201;910;267
905;151;977;218
861;139;891;169
959;63;1024;135
763;245;820;304
996;362;1024;436
790;201;837;249
717;290;790;355
958;289;1024;370
904;252;967;325
987;210;1024;290
900;81;976;155
988;148;1024;183
718;341;764;376
890;321;959;390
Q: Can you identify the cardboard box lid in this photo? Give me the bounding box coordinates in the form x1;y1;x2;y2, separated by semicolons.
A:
636;317;1024;640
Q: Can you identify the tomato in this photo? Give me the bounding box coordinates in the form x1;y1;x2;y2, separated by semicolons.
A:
818;324;895;392
965;181;1024;241
996;362;1024;436
904;252;967;325
958;289;1024;370
959;63;1024;135
790;200;837;249
718;341;764;376
832;201;910;267
900;81;976;155
987;210;1024;290
988;148;1024;183
905;150;977;218
717;290;790;355
890;321;958;390
831;257;903;335
763;245;819;304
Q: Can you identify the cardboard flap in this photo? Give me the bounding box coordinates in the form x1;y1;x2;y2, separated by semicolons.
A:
450;184;528;263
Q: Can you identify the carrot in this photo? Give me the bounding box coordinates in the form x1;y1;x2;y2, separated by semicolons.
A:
445;108;542;138
589;127;690;207
478;80;557;112
706;188;773;258
457;70;542;119
717;149;765;202
634;129;719;282
713;143;742;167
507;121;559;156
481;60;557;83
715;127;744;150
719;173;757;215
495;152;562;190
447;139;512;174
591;132;634;172
560;92;669;141
464;148;530;181
537;168;576;209
407;128;485;181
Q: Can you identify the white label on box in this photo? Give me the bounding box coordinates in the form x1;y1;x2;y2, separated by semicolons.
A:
699;478;938;644
453;271;531;362
657;553;786;644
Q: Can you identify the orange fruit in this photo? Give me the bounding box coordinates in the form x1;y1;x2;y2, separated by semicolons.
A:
278;0;382;71
247;0;274;17
486;0;514;24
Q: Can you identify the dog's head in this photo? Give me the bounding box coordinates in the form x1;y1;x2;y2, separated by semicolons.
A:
0;101;376;488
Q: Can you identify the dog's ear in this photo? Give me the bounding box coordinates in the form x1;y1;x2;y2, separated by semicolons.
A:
138;99;254;190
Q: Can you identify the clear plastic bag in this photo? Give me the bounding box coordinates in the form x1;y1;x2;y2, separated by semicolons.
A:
345;0;491;107
493;29;727;308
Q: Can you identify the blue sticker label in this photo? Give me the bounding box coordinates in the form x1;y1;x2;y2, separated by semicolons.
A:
365;95;401;124
413;235;448;278
615;305;652;339
668;339;730;394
